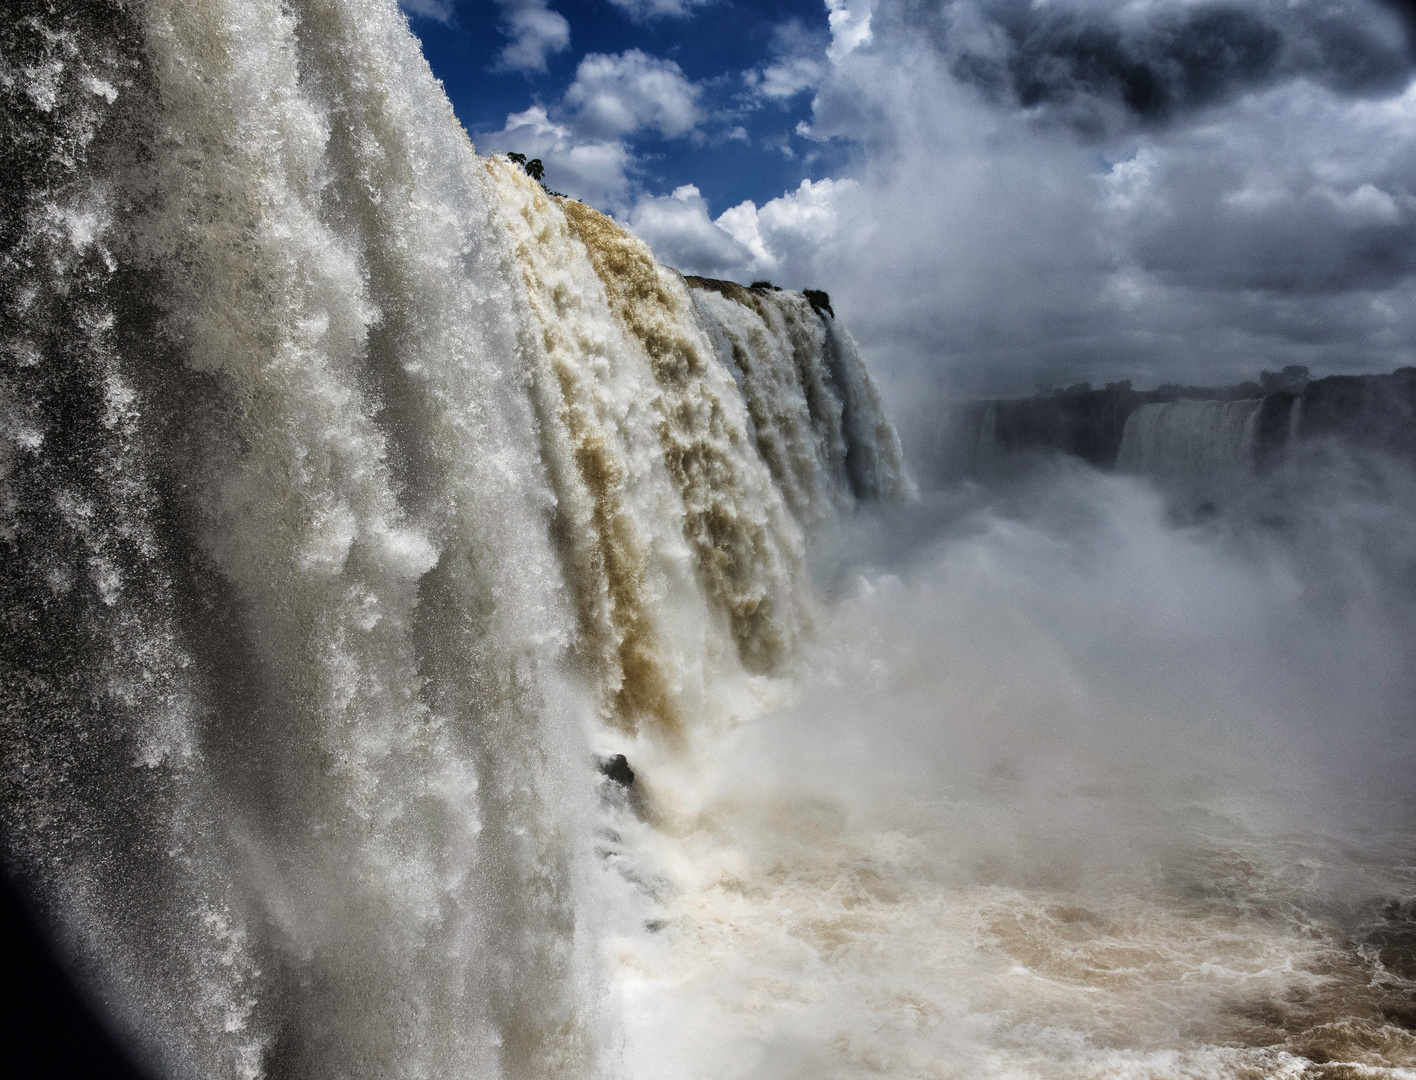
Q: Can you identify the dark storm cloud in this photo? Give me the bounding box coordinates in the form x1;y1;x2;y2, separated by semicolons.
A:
895;0;1414;134
1100;69;1416;297
1131;183;1416;295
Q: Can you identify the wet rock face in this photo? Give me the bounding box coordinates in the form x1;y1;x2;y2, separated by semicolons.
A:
595;754;644;822
597;754;635;788
1250;392;1297;474
987;384;1146;467
1299;368;1416;459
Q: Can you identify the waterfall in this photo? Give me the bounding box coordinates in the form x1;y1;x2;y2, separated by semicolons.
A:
1115;399;1264;487
685;279;910;523
0;2;906;1077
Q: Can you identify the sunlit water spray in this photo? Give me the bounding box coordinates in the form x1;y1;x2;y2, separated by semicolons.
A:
605;464;1416;1079
2;2;1413;1079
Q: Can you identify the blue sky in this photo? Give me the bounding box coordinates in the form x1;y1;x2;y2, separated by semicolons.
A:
406;0;846;214
401;1;1416;399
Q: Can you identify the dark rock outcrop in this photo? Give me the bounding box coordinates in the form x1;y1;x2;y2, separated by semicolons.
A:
802;289;834;319
1250;391;1297;474
597;754;635;788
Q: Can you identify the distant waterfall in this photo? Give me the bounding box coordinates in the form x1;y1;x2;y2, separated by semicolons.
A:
1115;399;1265;486
0;2;906;1077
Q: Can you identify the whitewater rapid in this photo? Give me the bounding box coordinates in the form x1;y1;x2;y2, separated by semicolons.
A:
603;467;1416;1080
4;3;1415;1080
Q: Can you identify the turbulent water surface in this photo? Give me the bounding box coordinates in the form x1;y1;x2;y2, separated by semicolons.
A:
3;2;1414;1079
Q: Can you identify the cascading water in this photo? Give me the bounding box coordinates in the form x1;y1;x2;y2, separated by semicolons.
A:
1115;399;1264;487
1;2;904;1077
684;278;910;525
7;4;1416;1080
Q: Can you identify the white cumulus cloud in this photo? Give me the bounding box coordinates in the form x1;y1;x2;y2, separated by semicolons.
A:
826;0;876;61
628;186;757;276
493;0;571;73
564;50;702;139
747;55;825;102
744;17;831;105
486;106;635;208
480;48;707;210
625;177;863;282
